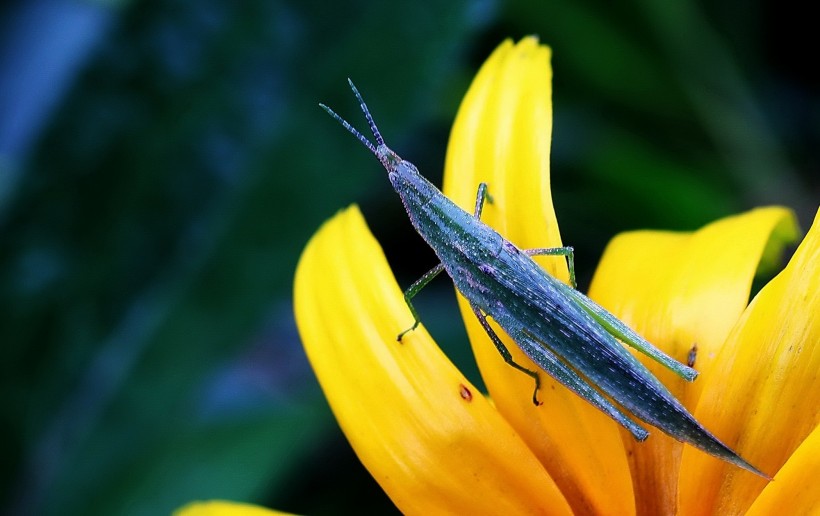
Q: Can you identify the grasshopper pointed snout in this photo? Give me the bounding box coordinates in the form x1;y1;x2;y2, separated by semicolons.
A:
376;144;402;172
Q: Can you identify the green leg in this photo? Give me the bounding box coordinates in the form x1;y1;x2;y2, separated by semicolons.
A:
525;246;576;289
469;302;542;406
473;182;494;219
473;183;574;288
397;263;445;341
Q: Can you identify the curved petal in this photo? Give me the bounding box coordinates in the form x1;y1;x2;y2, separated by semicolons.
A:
679;207;820;514
174;501;293;516
294;206;571;515
587;206;800;513
745;424;820;515
443;37;635;514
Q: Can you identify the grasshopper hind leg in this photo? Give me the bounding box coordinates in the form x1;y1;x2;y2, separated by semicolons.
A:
469;302;542;406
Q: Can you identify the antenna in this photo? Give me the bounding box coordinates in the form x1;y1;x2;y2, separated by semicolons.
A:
319;102;377;156
319;79;388;156
347;79;385;147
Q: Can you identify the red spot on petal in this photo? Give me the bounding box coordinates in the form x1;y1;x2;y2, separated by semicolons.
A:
459;384;473;402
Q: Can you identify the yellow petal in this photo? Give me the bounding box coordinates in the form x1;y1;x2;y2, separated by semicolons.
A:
590;207;799;399
443;37;634;514
745;424;820;515
174;500;293;516
679;207;820;514
587;206;799;513
443;38;565;267
294;206;571;515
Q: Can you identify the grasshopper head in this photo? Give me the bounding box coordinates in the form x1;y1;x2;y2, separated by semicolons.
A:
375;144;402;172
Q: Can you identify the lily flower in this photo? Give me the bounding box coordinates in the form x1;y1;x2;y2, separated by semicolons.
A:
180;37;819;515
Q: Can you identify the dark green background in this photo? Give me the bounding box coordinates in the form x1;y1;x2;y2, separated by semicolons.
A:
1;0;816;514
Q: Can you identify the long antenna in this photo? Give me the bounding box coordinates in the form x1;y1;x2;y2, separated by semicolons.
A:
346;79;385;147
319;79;386;156
319;102;377;156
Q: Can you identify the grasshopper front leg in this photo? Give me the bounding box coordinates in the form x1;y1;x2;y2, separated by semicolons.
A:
473;182;494;219
397;263;445;341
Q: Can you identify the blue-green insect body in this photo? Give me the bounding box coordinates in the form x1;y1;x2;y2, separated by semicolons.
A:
320;79;766;478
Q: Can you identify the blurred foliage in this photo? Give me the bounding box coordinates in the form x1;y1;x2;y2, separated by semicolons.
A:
0;0;816;514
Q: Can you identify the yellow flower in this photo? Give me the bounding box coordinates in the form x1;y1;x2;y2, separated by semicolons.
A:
185;37;820;515
174;501;294;516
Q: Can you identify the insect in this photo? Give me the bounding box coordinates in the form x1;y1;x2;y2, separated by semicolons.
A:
688;343;699;368
320;79;766;477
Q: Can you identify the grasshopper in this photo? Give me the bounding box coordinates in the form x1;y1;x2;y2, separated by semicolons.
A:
320;79;765;477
